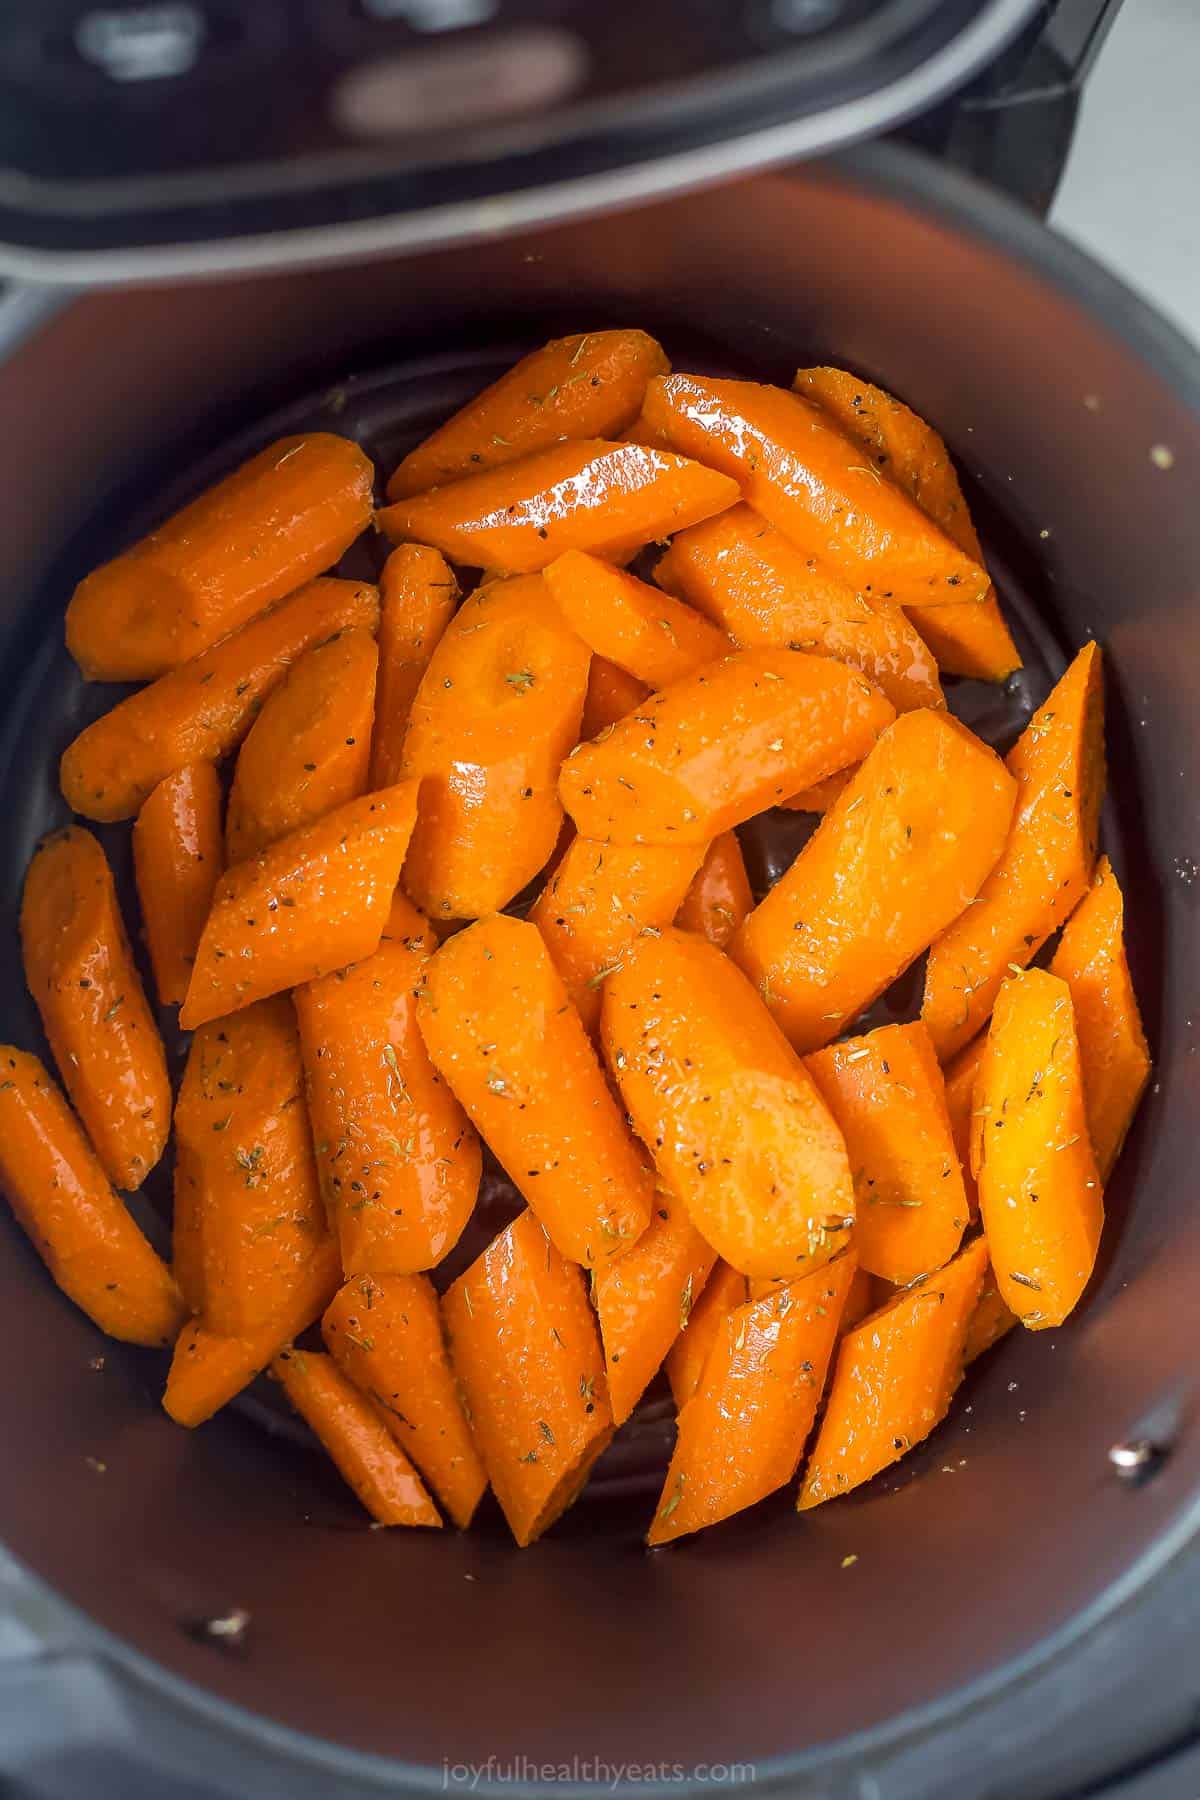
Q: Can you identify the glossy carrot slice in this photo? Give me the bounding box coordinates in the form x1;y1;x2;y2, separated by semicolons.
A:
386;330;669;499
443;1209;613;1546
180;782;419;1029
674;830;753;949
733;711;1016;1054
560;648;895;846
66;434;374;682
943;1033;986;1219
370;545;460;791
379;439;739;574
21;827;170;1191
0;1047;184;1347
580;658;650;739
665;1262;747;1409
61;577;380;823
923;643;1105;1060
133;763;224;1007
323;1272;487;1528
780;769;855;814
602;928;854;1280
592;1191;718;1425
544;550;729;689
964;1263;1018;1363
418;915;652;1268
798;1234;988;1507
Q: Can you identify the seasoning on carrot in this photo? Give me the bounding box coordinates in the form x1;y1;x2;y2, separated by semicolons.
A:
132;762;224;1007
780;769;854;814
674;830;753;948
592;1191;718;1424
665;1262;748;1408
370;546;460;791
544;549;729;689
943;1034;986;1218
580;658;650;740
964;1264;1018;1363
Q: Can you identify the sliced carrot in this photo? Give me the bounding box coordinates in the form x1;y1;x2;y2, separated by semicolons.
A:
943;1033;986;1219
838;1265;883;1335
386;330;669;499
674;830;753;949
650;1253;858;1544
580;658;649;739
400;574;590;920
442;1209;613;1547
379;439;739;574
225;627;377;861
665;1261;747;1408
323;1272;487;1528
592;1191;718;1425
964;1265;1018;1363
544;550;729;689
732;711;1016;1054
798;1234;988;1507
560;648;895;846
417;915;652;1268
132;763;224;1007
602;928;854;1280
780;769;855;814
61;576;380;823
66;434;374;682
21;826;170;1191
923;644;1105;1060
0;1047;184;1347
180;782;419;1029
370;545;460;791
971;969;1103;1328
621;406;674;451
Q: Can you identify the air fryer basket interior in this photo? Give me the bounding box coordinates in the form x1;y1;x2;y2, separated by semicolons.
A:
0;145;1197;1790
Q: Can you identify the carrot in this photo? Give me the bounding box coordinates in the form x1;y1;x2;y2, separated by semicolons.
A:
971;969;1103;1328
642;375;991;610
922;644;1105;1060
61;577;380;823
580;658;649;739
293;892;481;1275
386;330;669;499
0;1047;184;1347
650;1253;858;1544
674;831;753;949
943;1034;986;1219
225;628;377;862
66;435;374;682
400;575;590;920
163;1237;342;1427
378;439;739;575
654;504;944;714
173;995;329;1335
602;928;854;1279
838;1264;883;1335
417;915;652;1268
780;769;854;814
798;1234;988;1507
370;546;460;791
21;826;170;1191
132;763;224;1007
964;1265;1018;1363
560;648;895;846
592;1191;718;1425
806;1023;968;1286
273;1348;441;1528
442;1209;613;1546
794;366;1021;682
621;406;673;451
1049;856;1150;1177
665;1263;746;1408
528;836;706;1032
732;711;1016;1054
543;550;729;689
180;782;419;1030
323;1272;487;1528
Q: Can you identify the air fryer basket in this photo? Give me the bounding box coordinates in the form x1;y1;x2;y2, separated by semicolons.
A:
0;144;1198;1799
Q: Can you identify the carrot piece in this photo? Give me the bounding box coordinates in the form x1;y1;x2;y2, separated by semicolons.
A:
794;366;1021;682
602;928;854;1279
964;1263;1018;1363
971;969;1104;1328
443;1209;613;1546
943;1033;986;1219
642;375;991;611
922;644;1105;1060
163;1237;341;1426
798;1234;988;1508
225;628;377;862
528;836;706;1032
66;434;374;682
61;577;380;823
665;1262;747;1408
838;1264;883;1334
544;550;729;689
400;574;590;920
0;1047;184;1347
592;1191;718;1425
732;711;1016;1054
132;763;224;1007
655;504;945;714
621;406;674;451
417;915;652;1268
386;330;669;500
780;768;855;814
806;1023;968;1286
580;658;650;739
675;830;753;949
378;439;739;574
180;783;419;1030
273;1348;441;1528
21;827;170;1191
370;546;460;791
560;648;895;847
650;1253;858;1544
294;892;481;1275
1049;856;1150;1177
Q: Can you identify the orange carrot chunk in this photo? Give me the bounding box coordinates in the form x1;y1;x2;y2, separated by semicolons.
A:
780;769;855;814
544;550;729;689
370;545;460;791
21;826;170;1191
943;1033;986;1220
674;830;753;949
665;1262;747;1407
964;1262;1019;1363
133;763;224;1007
580;658;650;740
592;1191;718;1425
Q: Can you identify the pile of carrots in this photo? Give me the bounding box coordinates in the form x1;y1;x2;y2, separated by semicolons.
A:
0;328;1150;1547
